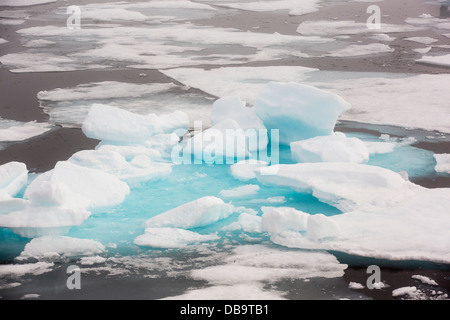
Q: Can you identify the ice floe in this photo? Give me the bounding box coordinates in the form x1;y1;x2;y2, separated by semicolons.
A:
134;227;219;249
0;118;52;145
0;162;28;201
254;82;350;144
434;153;450;174
290;132;370;164
143;196;234;229
17;236;105;261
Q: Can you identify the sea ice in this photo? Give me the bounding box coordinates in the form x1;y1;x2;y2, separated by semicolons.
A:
230;159;269;181
17;236;105;261
261;206;308;234
326;43;394;57
434;153;450;174
24;161;130;210
0;118;52;143
254;82;350;145
0;0;56;6
0;206;91;238
0;162;28;200
133;227;219;249
219;184;260;198
0;262;53;277
144;196;235;229
290;132;370;164
255;163;419;212
416;54;450;68
306;214;341;241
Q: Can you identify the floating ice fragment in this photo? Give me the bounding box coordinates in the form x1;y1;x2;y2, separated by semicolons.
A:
306;214;341;241
0;162;28;200
434;154;450;174
134;227;219;249
24;161;130;210
254;82;350;145
411;275;438;286
17;236;105;261
219;184;260;198
261;206;308;235
290;132;370;164
144;196;234;229
230;160;269;181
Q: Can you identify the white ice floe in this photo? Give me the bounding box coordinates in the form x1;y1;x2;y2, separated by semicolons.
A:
261;206;308;234
254;82;350;145
0;118;52;143
392;286;420;298
188;245;347;286
67;149;172;185
0;0;56;6
416;53;450;67
144;196;234;229
0;162;28;200
290;132;370;164
297;20;423;36
219;184;260;198
162;67;450;133
81;104;188;144
230;159;269;181
434;153;450;174
210;0;321;16
0;38;7;44
223;212;262;233
326;43;394;57
0;206;91;238
17;236;105;261
79;256;107;266
134;227;219;249
306;214;341;241
256;163;450;263
24;161;130;210
182;119;250;163
411;275;438;286
38;81;211;128
0;262;53;277
404;37;438;45
348;282;365;290
255;163;419;212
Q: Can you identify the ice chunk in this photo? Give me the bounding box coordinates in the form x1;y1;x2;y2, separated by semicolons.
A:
0;118;52;143
0;162;28;200
0;262;53;277
79;256;107;266
306;214;340;241
211;96;268;152
327;43;394;57
81;104;157;144
411;275;438;286
255;163;419;212
0;0;56;6
261;206;308;234
0;198;29;214
67;149;172;185
0;38;8;44
405;37;438;45
254;82;351;145
182;119;249;164
211;96;264;130
134;227;219;249
290;132;370;164
17;236;105;261
24;161;130;210
434;154;450;174
0;206;91;238
416;54;450;68
209;0;321;16
144;196;234;229
219;184;260;198
230;160;269;181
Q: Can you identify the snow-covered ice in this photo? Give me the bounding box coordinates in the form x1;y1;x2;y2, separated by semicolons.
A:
134;227;219;249
144;196;234;229
17;236;105;261
0;118;52;144
434;154;450;174
290;132;370;164
0;162;28;201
